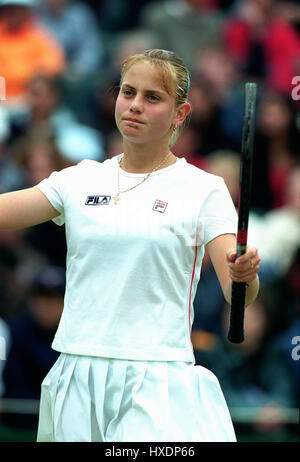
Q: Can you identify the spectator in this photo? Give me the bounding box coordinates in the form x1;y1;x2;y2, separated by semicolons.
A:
192;150;240;339
140;0;224;71
205;149;240;204
192;244;225;339
15;74;74;137
2;266;64;429
223;0;300;95
9;130;71;188
87;79;119;145
0;107;10;151
181;77;238;156
171;125;208;170
97;0;158;33
10;74;105;164
193;46;245;150
110;30;161;83
0;227;49;319
0;106;22;193
105;129;123;160
195;288;298;439
253;92;300;211
248;165;300;280
37;0;103;77
275;1;300;33
0;0;65;111
274;248;300;394
192;151;299;343
202;149;300;282
7;132;68;267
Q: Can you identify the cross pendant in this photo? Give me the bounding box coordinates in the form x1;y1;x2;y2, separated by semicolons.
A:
113;194;120;205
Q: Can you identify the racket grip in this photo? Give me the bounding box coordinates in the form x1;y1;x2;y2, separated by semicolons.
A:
227;281;246;343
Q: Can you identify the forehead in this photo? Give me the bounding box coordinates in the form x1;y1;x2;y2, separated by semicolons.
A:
121;61;175;95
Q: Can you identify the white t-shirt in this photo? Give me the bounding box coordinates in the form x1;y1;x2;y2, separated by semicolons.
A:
36;154;237;362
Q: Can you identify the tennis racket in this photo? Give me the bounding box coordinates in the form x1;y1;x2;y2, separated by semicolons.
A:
227;82;257;344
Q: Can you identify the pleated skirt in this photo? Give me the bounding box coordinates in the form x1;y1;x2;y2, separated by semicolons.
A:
37;353;236;442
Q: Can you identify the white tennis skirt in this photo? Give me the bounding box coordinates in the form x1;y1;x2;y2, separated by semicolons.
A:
37;353;236;442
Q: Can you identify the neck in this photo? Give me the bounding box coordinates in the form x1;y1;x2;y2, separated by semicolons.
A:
121;140;176;173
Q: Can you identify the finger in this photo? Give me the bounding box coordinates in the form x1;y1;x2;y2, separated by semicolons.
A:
229;263;260;282
229;256;261;273
230;267;260;282
228;256;261;273
226;249;237;262
235;246;258;265
230;272;259;283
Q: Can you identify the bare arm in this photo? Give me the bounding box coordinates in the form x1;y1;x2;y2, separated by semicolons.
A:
206;233;260;306
0;187;60;230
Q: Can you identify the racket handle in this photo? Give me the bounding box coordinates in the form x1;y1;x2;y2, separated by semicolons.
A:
227;281;246;343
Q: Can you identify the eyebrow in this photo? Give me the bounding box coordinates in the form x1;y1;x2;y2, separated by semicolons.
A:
121;83;166;96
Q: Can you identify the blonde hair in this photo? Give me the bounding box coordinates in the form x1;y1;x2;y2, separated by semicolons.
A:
120;49;191;146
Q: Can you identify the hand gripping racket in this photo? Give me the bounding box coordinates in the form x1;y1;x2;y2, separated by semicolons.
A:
227;82;257;344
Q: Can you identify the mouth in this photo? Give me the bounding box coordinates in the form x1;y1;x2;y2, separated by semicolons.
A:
124;118;145;125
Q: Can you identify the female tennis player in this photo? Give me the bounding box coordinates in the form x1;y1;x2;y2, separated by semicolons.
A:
0;49;260;442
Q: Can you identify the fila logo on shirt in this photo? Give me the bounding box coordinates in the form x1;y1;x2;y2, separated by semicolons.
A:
85;195;168;212
85;195;111;205
152;200;168;213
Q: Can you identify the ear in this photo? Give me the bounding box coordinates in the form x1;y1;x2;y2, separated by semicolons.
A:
173;102;191;128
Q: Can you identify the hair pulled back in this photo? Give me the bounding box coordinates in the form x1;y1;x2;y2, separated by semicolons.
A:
120;49;191;146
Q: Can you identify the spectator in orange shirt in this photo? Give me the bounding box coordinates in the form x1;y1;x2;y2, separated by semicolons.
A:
0;0;65;110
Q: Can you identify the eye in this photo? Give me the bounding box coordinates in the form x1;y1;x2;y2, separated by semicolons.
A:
122;89;133;97
147;94;160;102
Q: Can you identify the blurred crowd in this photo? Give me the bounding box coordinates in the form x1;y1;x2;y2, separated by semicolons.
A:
0;0;299;441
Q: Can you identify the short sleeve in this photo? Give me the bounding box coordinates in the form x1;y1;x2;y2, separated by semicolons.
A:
35;170;66;226
198;176;237;245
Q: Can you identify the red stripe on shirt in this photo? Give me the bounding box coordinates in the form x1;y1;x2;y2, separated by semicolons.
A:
188;237;198;335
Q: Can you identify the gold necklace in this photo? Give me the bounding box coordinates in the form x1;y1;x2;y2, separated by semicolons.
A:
113;152;172;205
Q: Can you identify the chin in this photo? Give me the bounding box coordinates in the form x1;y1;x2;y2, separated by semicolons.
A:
123;135;147;145
121;128;147;143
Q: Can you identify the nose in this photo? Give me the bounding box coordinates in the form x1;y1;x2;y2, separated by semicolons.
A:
129;94;143;113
